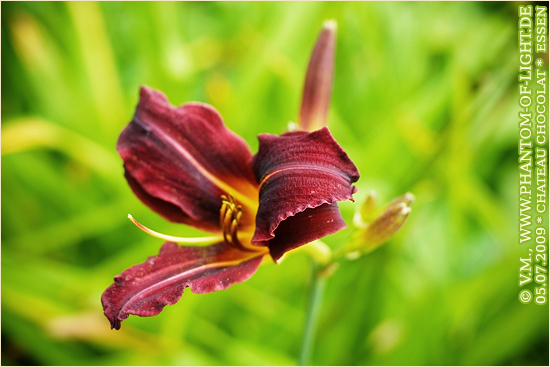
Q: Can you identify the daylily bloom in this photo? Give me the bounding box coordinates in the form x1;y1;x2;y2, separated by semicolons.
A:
102;22;359;330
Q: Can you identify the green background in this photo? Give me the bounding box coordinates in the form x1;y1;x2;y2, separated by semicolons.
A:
2;1;548;365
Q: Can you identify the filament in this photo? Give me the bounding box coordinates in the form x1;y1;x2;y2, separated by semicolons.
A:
219;194;261;252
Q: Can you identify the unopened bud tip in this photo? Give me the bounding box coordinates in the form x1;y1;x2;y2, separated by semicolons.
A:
323;19;338;32
400;206;412;215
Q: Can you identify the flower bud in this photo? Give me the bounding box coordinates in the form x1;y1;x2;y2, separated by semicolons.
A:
344;192;414;257
298;20;337;132
353;189;378;226
360;201;411;252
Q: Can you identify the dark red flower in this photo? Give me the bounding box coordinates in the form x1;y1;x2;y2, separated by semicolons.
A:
102;22;359;330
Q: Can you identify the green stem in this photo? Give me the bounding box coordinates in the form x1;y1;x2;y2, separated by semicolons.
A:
299;262;326;366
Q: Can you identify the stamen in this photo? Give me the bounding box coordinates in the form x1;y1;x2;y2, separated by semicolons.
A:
230;218;239;238
128;214;222;244
217;195;267;254
234;208;243;224
222;207;232;230
219;200;229;228
219;194;250;250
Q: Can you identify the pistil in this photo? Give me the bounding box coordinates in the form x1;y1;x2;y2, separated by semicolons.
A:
128;214;223;244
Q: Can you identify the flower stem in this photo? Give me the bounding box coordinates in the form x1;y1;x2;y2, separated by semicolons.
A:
299;262;326;366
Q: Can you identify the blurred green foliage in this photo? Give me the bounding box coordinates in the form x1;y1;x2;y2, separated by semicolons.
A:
2;1;548;366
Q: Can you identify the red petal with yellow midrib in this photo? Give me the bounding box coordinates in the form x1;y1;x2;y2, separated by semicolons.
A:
101;241;263;330
117;86;258;233
251;127;359;260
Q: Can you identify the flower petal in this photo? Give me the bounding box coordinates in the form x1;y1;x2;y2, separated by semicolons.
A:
117;86;258;232
268;202;346;261
299;20;337;131
251;127;359;258
124;170;192;224
101;241;264;330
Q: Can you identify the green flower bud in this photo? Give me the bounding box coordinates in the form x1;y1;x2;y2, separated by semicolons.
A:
344;192;414;257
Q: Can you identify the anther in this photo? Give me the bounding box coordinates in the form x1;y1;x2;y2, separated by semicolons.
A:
219;194;248;250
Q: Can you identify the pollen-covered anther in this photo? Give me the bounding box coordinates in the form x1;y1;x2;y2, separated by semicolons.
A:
219;194;247;250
